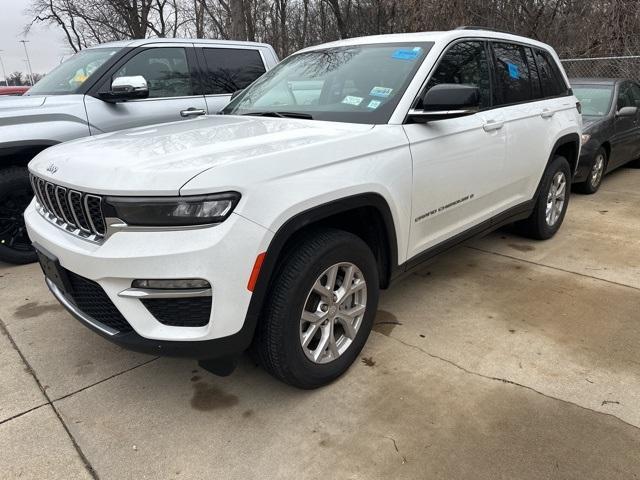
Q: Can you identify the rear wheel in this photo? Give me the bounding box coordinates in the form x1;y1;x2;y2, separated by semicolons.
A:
516;155;571;240
0;167;37;264
575;147;606;194
253;228;379;389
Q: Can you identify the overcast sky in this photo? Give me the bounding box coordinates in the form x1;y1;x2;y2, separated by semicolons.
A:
1;0;72;81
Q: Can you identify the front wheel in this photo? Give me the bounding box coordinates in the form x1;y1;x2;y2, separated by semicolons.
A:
253;228;379;389
516;155;571;240
0;167;37;264
575;147;606;194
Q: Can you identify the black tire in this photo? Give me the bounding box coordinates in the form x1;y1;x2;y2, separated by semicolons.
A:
516;155;571;240
575;147;606;194
253;228;379;389
0;167;37;264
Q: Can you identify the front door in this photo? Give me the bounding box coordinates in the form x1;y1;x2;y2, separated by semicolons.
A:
84;45;207;134
404;40;507;259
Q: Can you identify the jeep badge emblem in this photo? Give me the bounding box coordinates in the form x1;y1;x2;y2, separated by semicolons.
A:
46;164;58;174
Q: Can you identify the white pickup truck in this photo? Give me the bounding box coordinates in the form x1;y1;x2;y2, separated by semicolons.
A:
0;38;278;264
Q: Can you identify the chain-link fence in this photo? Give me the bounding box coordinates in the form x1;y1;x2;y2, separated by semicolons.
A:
561;56;640;81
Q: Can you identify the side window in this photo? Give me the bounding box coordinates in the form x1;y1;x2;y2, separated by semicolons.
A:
534;49;568;98
421;41;491;109
617;83;634;110
626;83;640;108
492;42;533;105
113;48;193;98
525;47;542;99
202;48;266;95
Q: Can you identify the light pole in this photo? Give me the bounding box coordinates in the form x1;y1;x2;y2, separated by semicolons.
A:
19;40;35;86
0;51;8;86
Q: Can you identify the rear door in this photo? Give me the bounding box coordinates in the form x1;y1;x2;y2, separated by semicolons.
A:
491;41;558;208
195;46;267;114
84;44;208;134
404;40;507;258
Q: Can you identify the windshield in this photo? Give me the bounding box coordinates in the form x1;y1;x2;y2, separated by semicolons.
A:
28;48;121;96
573;85;614;117
222;43;433;124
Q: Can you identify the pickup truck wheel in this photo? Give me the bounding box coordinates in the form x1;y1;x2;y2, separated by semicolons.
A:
254;228;379;389
516;155;571;240
0;167;36;264
575;148;606;194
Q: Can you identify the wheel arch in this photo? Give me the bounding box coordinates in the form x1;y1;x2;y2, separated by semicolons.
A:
550;133;580;177
243;193;399;341
0;141;59;168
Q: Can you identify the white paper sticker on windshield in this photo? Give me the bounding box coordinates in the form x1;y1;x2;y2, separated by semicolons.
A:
367;100;381;109
370;86;393;98
342;95;363;106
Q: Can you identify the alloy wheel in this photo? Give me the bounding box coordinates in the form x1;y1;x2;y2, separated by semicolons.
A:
0;189;33;253
299;262;367;364
545;171;567;227
590;153;605;189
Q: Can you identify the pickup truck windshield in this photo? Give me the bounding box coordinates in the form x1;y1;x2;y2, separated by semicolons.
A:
222;43;432;124
28;48;121;96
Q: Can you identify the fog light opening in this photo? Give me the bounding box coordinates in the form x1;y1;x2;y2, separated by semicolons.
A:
132;279;211;290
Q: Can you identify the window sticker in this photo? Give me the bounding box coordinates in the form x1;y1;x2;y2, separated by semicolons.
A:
369;86;393;98
392;48;422;61
507;63;520;79
342;95;363;106
367;100;382;109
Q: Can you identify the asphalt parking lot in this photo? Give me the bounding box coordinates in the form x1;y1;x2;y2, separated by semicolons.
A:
1;168;639;480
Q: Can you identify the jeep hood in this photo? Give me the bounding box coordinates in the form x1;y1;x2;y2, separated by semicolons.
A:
29;115;373;195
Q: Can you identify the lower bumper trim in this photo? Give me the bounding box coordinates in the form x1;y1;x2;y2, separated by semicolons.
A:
46;277;258;359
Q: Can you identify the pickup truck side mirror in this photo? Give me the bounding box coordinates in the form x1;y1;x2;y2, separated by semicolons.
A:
616;106;638;118
100;76;149;103
408;84;481;123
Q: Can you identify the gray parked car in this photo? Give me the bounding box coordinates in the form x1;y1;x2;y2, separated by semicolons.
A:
0;38;278;264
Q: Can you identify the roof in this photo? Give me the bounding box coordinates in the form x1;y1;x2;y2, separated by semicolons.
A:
88;38;273;50
298;29;555;53
570;77;624;85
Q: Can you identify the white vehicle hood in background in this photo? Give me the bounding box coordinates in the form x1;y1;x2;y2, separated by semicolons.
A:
29;115;373;195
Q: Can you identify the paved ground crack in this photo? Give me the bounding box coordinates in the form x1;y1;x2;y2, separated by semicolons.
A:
467;246;640;293
381;332;640;433
0;317;101;479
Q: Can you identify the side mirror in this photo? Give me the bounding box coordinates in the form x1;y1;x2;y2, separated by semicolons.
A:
230;89;244;101
100;76;149;102
616;106;637;117
408;84;481;123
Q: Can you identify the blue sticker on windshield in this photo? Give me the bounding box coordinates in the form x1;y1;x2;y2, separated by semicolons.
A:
392;49;420;61
507;63;520;79
370;86;393;98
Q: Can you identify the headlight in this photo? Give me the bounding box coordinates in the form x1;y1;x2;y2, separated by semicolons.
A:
581;134;591;145
103;193;240;226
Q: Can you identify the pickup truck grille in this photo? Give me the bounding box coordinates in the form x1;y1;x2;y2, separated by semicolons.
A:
30;174;106;241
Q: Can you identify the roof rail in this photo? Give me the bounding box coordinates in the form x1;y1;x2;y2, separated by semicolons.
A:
456;25;515;35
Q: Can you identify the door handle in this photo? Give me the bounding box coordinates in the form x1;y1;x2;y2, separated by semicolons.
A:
483;120;504;132
541;109;555;119
180;108;206;118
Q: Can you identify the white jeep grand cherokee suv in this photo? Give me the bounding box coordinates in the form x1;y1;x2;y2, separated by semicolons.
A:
25;28;581;388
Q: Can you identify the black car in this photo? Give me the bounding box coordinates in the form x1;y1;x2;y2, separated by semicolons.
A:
572;78;640;193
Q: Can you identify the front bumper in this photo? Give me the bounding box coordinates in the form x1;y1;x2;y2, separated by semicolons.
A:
25;200;273;358
573;141;599;184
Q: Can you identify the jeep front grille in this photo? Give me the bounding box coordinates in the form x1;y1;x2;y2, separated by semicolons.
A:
30;174;106;242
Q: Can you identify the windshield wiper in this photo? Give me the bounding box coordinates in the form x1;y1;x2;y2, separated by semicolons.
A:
240;111;314;120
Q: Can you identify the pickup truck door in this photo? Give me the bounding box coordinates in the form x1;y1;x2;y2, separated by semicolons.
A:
84;44;208;134
404;40;507;260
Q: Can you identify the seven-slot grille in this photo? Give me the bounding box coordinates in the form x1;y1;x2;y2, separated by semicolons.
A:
30;174;106;240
